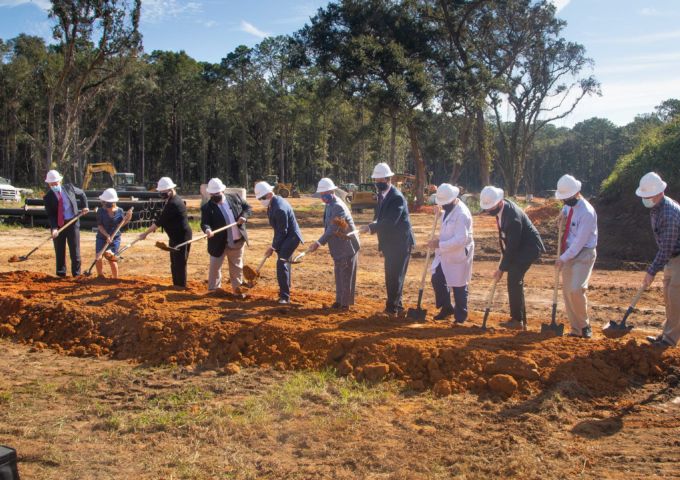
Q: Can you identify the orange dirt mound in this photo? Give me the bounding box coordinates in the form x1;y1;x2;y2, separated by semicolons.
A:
0;271;677;400
526;201;561;226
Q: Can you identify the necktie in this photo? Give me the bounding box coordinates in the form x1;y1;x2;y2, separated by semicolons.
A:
561;208;574;253
495;215;505;253
57;191;64;227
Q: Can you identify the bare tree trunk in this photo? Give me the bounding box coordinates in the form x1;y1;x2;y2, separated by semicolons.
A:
140;118;145;183
389;111;397;166
278;124;285;183
179;119;184;187
407;122;425;208
475;105;490;186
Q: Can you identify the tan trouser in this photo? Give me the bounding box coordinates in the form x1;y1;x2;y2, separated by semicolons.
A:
208;241;245;291
662;256;680;346
562;247;596;333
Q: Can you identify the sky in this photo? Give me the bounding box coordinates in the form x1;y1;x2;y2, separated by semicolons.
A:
0;0;678;127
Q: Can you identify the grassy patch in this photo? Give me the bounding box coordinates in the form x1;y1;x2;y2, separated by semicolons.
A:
0;391;12;405
59;377;99;395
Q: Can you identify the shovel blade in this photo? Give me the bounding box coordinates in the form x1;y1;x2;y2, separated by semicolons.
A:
406;307;427;323
8;255;26;263
155;241;176;252
540;321;564;337
602;320;634;339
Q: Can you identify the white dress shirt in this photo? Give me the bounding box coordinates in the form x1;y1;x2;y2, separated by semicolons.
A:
560;198;598;262
217;195;242;241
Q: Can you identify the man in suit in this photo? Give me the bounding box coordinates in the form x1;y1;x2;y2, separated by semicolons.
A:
359;162;416;315
201;178;252;296
308;178;361;310
255;180;304;304
480;186;545;330
43;169;89;276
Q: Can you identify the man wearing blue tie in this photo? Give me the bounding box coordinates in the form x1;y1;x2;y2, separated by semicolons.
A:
201;178;252;296
43;169;89;276
359;163;415;315
255;181;304;304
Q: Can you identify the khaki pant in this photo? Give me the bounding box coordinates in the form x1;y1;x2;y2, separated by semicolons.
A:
662;256;680;346
562;247;596;334
208;242;245;291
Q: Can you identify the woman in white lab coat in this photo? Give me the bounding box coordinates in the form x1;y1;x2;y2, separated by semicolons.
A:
429;183;474;322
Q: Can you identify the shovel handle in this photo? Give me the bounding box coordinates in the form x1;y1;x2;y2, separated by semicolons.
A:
175;222;238;249
28;211;86;258
256;254;270;273
95;207;134;262
552;214;565;305
621;285;646;323
418;207;441;290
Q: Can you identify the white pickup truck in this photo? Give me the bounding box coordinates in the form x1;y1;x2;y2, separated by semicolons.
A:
0;177;22;202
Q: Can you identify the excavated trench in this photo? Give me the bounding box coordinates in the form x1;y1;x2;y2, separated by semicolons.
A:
0;271;677;400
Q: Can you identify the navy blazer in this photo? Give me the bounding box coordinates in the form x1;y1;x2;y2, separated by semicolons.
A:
369;185;415;254
43;183;89;230
498;199;546;271
201;193;252;257
267;195;303;251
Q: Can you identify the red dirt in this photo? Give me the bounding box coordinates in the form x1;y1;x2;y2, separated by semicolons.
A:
1;271;678;401
525;200;562;226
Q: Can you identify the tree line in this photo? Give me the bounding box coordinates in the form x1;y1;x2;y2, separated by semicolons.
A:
0;0;675;204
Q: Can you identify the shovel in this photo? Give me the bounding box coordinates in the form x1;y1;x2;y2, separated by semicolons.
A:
481;262;502;331
84;207;133;276
8;211;86;263
243;253;271;287
108;237;144;262
407;207;441;322
155;222;237;252
286;248;312;265
602;284;643;338
541;214;565;336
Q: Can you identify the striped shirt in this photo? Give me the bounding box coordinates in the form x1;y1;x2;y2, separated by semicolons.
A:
648;196;680;275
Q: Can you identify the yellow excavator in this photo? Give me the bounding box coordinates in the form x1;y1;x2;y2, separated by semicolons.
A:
264;175;299;198
82;163;148;191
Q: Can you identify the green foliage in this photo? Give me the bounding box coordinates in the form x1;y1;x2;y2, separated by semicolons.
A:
601;118;680;201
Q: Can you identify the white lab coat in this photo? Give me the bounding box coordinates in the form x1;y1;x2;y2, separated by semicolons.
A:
431;200;474;287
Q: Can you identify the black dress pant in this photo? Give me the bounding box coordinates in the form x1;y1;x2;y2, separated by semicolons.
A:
383;246;411;312
169;241;190;287
506;260;533;323
53;222;81;276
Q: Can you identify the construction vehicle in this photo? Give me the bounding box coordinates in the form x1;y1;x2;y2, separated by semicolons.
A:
264;175;300;198
82;163;147;192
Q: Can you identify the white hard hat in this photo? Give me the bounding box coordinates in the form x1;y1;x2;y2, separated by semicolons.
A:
206;178;227;194
316;177;337;193
157;177;176;191
99;188;119;203
45;170;63;183
371;162;395;179
555;174;582;200
635;172;667;198
480;186;504;210
435;183;460;206
254;181;274;199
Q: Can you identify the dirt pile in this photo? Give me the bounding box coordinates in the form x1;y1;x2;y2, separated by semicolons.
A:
0;271;677;400
525;200;561;227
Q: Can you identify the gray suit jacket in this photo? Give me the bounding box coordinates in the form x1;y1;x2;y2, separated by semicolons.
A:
318;197;360;261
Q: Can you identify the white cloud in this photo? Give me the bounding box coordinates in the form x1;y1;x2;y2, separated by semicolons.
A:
549;0;571;13
142;0;202;24
640;8;660;16
591;29;680;45
0;0;50;10
200;19;217;28
240;20;268;39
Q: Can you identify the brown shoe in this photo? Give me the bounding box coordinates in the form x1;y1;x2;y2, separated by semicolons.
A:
499;320;524;330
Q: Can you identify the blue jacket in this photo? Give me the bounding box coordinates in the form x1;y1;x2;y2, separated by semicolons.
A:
317;197;360;261
43;183;89;230
369;185;415;254
267;195;303;251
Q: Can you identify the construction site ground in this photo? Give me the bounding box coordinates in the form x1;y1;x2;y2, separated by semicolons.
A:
1;196;679;479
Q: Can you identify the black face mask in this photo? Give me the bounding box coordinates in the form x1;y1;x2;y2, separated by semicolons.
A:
375;182;389;192
487;205;502;216
160;192;170;199
443;202;455;213
210;194;222;204
563;197;578;207
102;202;114;209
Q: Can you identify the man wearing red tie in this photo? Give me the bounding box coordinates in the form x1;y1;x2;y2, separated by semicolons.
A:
43;170;90;276
554;174;598;339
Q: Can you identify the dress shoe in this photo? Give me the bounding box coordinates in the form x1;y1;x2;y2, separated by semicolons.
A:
499;320;524;330
433;306;454;321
